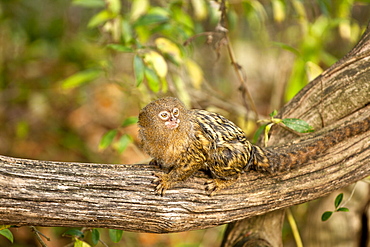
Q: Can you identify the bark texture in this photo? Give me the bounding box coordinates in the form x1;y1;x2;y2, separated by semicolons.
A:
0;24;369;243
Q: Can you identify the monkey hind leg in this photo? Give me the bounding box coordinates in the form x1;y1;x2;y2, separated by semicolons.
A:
205;176;240;196
208;144;250;178
204;144;251;195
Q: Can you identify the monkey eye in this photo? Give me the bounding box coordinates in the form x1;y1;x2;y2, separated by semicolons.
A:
158;111;170;120
172;108;179;117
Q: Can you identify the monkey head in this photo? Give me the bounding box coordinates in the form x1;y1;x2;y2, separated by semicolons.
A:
138;97;190;133
138;97;193;165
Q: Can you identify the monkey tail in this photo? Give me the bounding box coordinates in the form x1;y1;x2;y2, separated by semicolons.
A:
251;116;370;173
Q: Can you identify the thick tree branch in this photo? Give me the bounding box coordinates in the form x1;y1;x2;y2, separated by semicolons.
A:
0;108;368;233
0;24;369;235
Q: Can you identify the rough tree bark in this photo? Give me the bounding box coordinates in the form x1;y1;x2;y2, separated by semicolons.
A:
0;24;369;247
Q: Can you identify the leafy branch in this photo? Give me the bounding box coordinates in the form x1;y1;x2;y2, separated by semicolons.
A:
255;110;314;146
321;191;352;222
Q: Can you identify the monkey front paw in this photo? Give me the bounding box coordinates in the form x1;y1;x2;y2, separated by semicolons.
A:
153;172;173;196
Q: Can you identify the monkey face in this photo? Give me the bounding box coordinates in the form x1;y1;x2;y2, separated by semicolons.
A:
138;97;189;134
158;108;180;129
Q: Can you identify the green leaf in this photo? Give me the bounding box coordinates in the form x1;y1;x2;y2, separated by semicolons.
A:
61;69;101;89
306;61;323;81
74;239;91;247
106;0;121;14
285;59;308;101
122;116;138;127
99;130;118;150
334;193;343;208
269;110;278;117
281;118;314;133
109;229;123;243
106;44;134;52
271;0;286;22
63;229;85;238
264;123;274;147
134;14;168;27
184;58;202;87
0;225;11;231
16;120;29;139
88;10;115;28
337;207;349;212
116;134;132;153
134;55;145;86
91;229;100;246
0;229;14;243
252;124;266;144
273;42;300;57
121;19;133;44
72;0;105;8
321;211;333;221
190;0;208;20
226;8;238;30
144;67;160;92
144;51;168;78
172;6;194;30
130;0;149;21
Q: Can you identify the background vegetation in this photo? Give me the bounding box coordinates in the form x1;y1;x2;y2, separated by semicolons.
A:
0;0;369;246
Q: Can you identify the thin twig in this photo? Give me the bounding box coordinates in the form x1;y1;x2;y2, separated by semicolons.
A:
29;226;50;247
286;208;304;247
99;239;109;247
340;182;358;208
219;0;259;120
183;1;259;121
183;32;220;46
224;34;259;120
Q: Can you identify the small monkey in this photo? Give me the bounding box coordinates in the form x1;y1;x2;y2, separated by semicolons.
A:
138;97;369;196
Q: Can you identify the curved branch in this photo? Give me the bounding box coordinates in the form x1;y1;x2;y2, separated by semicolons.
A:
0;113;368;233
0;23;369;235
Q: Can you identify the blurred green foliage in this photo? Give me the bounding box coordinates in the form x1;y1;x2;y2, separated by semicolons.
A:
0;0;369;246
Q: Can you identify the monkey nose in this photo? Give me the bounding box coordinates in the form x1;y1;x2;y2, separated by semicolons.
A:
165;118;180;129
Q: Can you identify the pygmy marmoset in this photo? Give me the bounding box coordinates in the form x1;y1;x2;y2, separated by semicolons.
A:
138;97;369;196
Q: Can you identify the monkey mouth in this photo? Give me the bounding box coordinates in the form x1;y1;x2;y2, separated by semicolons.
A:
165;119;180;129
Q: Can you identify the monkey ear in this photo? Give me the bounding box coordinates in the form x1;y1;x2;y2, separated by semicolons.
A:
138;111;147;127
